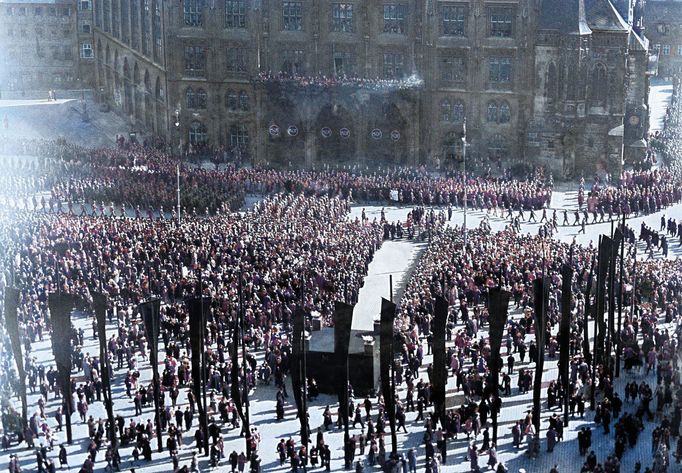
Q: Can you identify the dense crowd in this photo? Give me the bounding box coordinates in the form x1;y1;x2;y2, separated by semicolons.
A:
254;72;424;91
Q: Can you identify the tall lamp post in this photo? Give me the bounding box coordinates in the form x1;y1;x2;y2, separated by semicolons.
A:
462;118;468;247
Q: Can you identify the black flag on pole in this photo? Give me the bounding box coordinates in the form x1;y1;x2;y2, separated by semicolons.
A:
559;264;574;425
432;296;449;427
532;277;548;437
187;297;211;455
582;255;595;365
139;299;163;452
380;298;397;453
333;301;354;427
290;306;309;446
4;288;27;430
487;286;510;443
230;314;245;429
92;292;116;457
595;236;613;366
49;292;78;444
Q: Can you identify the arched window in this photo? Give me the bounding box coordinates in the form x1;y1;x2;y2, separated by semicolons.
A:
226;90;237;110
498;101;511;123
189;120;208;145
546;62;558;105
229;124;249;148
452;100;465;123
486;102;498;123
590;64;607;107
440;99;452;122
442;133;463;162
195;88;207;109
185;87;195;109
239;91;250;111
184;0;204;26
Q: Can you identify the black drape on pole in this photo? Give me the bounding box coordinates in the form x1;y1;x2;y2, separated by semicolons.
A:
559;264;574;426
487;287;510;444
615;215;626;378
532;277;548;447
4;288;27;431
607;229;623;373
333;301;354;468
582;255;596;366
139;299;163;452
230;315;246;434
595;236;613;368
49;292;78;444
92;292;117;466
380;298;397;454
187;296;211;456
432;296;449;429
291;306;309;448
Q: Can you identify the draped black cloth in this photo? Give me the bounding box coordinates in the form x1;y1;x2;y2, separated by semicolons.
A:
187;296;211;455
380;298;397;451
4;288;27;429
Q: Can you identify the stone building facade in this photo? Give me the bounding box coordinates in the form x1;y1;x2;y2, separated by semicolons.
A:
645;0;682;77
92;0;650;177
0;0;95;92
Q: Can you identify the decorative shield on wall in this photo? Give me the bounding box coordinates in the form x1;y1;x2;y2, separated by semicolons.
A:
287;125;299;137
321;127;332;138
390;130;401;141
340;127;351;139
269;124;280;137
371;128;383;140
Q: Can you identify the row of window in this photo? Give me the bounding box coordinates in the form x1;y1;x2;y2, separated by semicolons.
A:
653;44;682;56
181;1;515;38
184;45;513;84
185;88;251;111
440;99;512;124
188;121;249;148
6;27;73;39
4;6;71;17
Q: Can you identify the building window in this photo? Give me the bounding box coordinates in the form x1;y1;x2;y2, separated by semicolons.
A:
81;1;90;10
82;24;91;34
383;53;404;79
189;121;208;145
227;47;248;72
184;0;205;27
5;7;13;16
283;2;303;31
487;102;498;123
440;56;466;83
34;7;43;16
61;7;71;17
333;51;354;76
332;3;353;32
489;7;513;37
589;64;607;107
442;134;463;161
441;5;466;36
486;100;511;123
225;0;246;28
49;7;57;16
662;44;671;55
226;90;238;110
440;99;465;123
383;4;406;34
186;87;207;109
230;124;249;148
677;45;682;56
282;49;305;75
489;57;512;84
18;7;26;16
184;46;207;77
545;62;558;105
81;43;93;58
238;91;250;111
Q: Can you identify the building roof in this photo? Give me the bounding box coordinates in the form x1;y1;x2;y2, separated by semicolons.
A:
539;0;592;35
0;0;71;4
585;0;630;31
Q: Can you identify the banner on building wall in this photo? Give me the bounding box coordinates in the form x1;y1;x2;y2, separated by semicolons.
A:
269;124;280;137
371;129;382;140
321;127;332;138
390;130;401;141
340;127;351;138
287;125;299;137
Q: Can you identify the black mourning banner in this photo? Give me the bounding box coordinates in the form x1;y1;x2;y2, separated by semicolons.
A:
582;255;596;365
559;264;574;424
290;306;308;446
139;299;163;451
333;301;354;431
595;236;613;366
4;288;27;429
532;277;548;434
607;229;624;365
487;287;510;443
230;316;245;429
92;292;116;449
187;297;211;455
49;292;78;443
380;298;397;452
432;296;449;427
